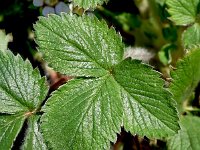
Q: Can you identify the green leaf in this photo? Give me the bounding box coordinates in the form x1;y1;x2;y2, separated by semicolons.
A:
170;49;200;112
0;50;48;148
0;50;48;114
113;59;179;137
72;0;107;9
22;115;47;150
0;30;13;52
34;14;124;77
183;23;200;48
41;60;179;150
0;114;25;149
167;116;200;150
35;14;179;149
166;0;199;25
41;77;122;149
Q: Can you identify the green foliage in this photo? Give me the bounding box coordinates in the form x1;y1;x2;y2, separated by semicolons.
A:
0;50;48;113
166;0;199;25
0;114;25;149
34;14;123;77
167;0;200;49
41;78;121;149
0;50;48;149
1;0;200;149
183;23;200;48
167;116;200;150
22;115;47;150
73;0;107;9
169;49;200;112
34;14;179;149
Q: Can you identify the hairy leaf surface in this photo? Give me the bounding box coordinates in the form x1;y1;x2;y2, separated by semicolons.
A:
166;0;199;25
41;60;179;150
170;49;200;111
167;116;200;150
34;14;124;77
22;115;47;150
0;50;48;114
73;0;107;9
0;114;25;149
183;23;200;48
36;14;179;150
113;59;179;137
0;50;48;148
41;78;122;149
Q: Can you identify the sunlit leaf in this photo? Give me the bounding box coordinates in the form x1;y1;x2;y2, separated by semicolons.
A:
22;115;47;150
35;13;179;150
35;14;123;77
0;50;48;114
0;114;25;149
183;23;200;48
166;0;199;25
167;116;200;150
0;50;48;148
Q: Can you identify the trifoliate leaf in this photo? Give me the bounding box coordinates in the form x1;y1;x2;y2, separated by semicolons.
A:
22;115;47;150
0;114;25;149
73;0;107;9
170;49;200;112
34;14;124;77
183;23;200;48
0;30;13;51
167;116;200;150
35;14;179;149
0;50;48;114
166;0;199;25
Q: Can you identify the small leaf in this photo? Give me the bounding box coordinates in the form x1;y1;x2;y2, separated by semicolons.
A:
0;114;25;149
34;14;124;77
170;49;200;112
22;115;47;150
167;116;200;150
73;0;107;9
183;23;200;48
0;50;48;114
166;0;199;25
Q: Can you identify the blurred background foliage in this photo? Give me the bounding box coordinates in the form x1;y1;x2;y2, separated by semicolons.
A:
0;0;190;149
